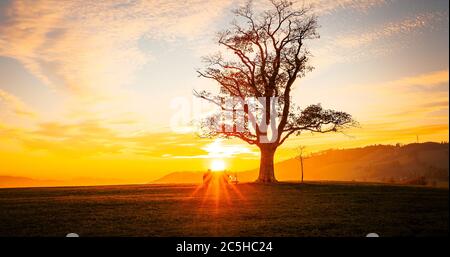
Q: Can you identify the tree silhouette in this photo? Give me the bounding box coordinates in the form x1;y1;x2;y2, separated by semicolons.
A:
297;146;306;183
196;0;356;183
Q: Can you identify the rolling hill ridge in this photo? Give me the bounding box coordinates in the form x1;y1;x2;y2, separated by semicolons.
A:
153;142;449;186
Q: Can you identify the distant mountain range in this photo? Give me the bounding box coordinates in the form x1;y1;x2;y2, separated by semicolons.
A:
152;171;204;184
152;142;449;187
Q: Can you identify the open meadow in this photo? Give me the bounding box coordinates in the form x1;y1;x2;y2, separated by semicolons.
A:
0;182;447;237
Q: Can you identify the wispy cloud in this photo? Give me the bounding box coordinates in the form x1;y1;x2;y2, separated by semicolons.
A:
306;0;387;14
335;12;448;48
0;0;231;96
0;0;234;140
380;70;449;90
0;89;36;117
349;69;449;125
309;10;448;73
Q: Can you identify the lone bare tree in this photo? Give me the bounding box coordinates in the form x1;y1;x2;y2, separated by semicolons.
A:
195;0;356;183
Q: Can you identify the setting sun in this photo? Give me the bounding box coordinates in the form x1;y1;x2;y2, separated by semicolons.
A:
210;159;226;172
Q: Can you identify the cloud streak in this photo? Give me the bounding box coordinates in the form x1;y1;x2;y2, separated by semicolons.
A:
306;0;387;15
0;0;231;96
308;10;448;75
335;12;448;48
381;70;449;90
0;89;36;117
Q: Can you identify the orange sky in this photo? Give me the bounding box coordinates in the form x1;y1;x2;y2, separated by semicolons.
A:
0;0;448;183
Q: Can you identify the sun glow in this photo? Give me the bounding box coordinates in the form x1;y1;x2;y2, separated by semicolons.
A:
202;139;255;159
210;159;226;172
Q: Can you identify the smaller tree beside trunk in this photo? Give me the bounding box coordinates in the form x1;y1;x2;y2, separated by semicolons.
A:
297;146;305;183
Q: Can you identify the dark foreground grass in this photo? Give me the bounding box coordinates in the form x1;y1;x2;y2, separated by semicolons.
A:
0;182;447;236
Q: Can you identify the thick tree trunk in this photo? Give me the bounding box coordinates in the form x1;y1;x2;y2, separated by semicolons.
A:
256;145;277;183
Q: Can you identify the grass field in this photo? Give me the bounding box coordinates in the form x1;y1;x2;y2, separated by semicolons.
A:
0;182;448;237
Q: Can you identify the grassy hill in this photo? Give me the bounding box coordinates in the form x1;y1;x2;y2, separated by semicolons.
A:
154;142;449;186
